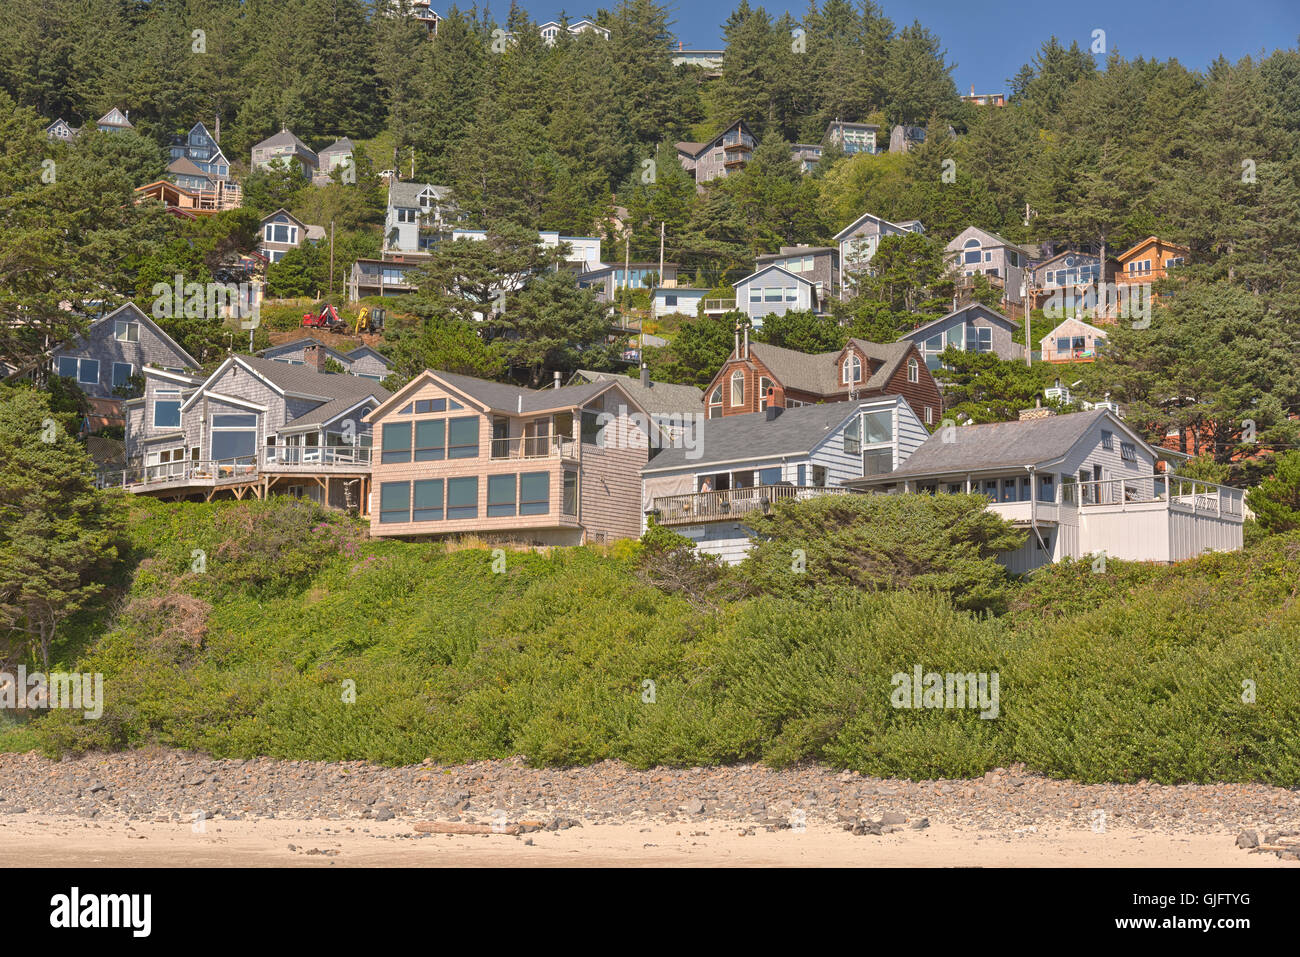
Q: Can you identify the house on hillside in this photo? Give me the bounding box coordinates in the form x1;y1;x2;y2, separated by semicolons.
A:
168;122;232;180
96;108;133;133
251;128;318;177
46;118;79;142
642;395;929;563
703;327;942;427
845;408;1243;570
946;226;1031;306
365;370;653;544
1026;250;1102;312
826;121;879;155
577;262;678;302
791;144;823;173
897;303;1023;369
753;245;839;306
108;356;390;510
1115;236;1189;312
569;367;704;435
539;19;610;43
676;120;757;189
385;181;455;253
258;208;324;263
44;303;200;428
834;212;925;299
1040;318;1107;363
348;259;421;300
314;138;355;185
732;265;825;326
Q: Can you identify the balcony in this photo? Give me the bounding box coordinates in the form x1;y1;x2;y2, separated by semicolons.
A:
262;444;372;472
97;446;375;492
651;484;852;526
489;434;579;461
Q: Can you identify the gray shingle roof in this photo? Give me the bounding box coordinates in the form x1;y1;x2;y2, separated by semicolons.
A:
745;339;912;396
258;338;353;365
234;356;390;429
253;128;316;157
898;304;1018;341
571;370;703;416
642;402;862;473
166;157;210;178
434;371;621;415
388;181;451;207
861;410;1109;480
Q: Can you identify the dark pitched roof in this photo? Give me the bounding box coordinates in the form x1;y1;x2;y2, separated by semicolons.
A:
866;410;1110;479
642;401;871;472
570;370;703;416
898;304;1018;341
232;356;390;430
166;156;211;179
742;339;913;396
253;128;315;155
434;371;616;414
258;338;353;365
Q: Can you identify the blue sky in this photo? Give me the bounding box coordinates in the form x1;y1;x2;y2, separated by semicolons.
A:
522;0;1300;93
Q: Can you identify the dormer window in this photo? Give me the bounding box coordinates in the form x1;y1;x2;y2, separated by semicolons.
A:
908;358;919;383
842;354;862;385
730;370;744;407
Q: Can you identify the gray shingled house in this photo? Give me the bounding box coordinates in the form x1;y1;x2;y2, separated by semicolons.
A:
111;355;390;511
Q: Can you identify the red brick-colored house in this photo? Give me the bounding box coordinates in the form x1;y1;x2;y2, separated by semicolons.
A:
702;328;943;428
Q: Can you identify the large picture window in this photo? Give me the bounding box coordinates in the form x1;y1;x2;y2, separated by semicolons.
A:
447;417;479;458
414;419;445;461
381;422;412;463
412;479;444;522
211;412;256;462
153;392;182;429
520;472;550;515
487;474;517;517
380;482;410;523
447;477;478;520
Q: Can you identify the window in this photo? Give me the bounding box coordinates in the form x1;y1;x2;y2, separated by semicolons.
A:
1001;478;1018;502
414;419;445;461
749;286;761;303
842;354;861;384
664;294;677;307
487;474;517;517
764;286;782;302
562;471;578;515
965;326;993;353
863;448;892;476
984;251;993;262
925;406;934;425
581;410;601;443
153;393;182;429
211;413;256;461
797;464;807;485
730;370;744;407
907;358;919;383
520;472;550;515
963;239;981;265
785;286;797;302
380;482;410;524
397;208;417;224
1101;430;1114;451
982;480;999;498
447;416;479;458
759;377;773;410
812;465;827;487
382;422;412;463
758;466;782;486
1045;271;1056;286
708;386;723;419
447;476;478;520
75;358;100;385
56;356;78;378
862;410;892;444
844;415;862;455
114;320;140;342
112;362;133;389
1037;473;1055;502
1120;441;1137;462
414;398;446;414
265;223;298;245
212;413;255;428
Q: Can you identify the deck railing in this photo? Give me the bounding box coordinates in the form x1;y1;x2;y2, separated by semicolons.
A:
96;456;259;490
489;435;578;460
652;484;851;525
262;444;372;469
702;298;736;313
1060;474;1243;517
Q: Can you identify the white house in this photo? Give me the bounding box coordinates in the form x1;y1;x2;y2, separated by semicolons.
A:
642;395;930;563
651;287;708;318
733;265;821;327
385;181;454;254
845;408;1244;571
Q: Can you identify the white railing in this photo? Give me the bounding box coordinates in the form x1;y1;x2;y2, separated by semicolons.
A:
652;484;851;525
1060;474;1243;517
96;456;258;490
262;444;372;469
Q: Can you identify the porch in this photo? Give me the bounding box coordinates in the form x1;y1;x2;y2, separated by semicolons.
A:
650;484;852;526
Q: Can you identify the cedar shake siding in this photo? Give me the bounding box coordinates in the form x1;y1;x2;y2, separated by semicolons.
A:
51;303;199;401
365;372;650;543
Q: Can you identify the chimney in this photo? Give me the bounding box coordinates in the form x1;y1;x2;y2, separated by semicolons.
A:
554;370;561;389
734;323;741;358
640;362;650;388
742;324;749;360
1018;399;1056;422
304;342;327;372
765;404;783;421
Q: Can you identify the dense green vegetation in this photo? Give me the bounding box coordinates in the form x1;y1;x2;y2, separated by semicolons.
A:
8;495;1299;785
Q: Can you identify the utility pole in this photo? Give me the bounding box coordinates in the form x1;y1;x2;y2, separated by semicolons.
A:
1024;271;1033;368
623;232;631;335
329;220;335;300
653;221;664;359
